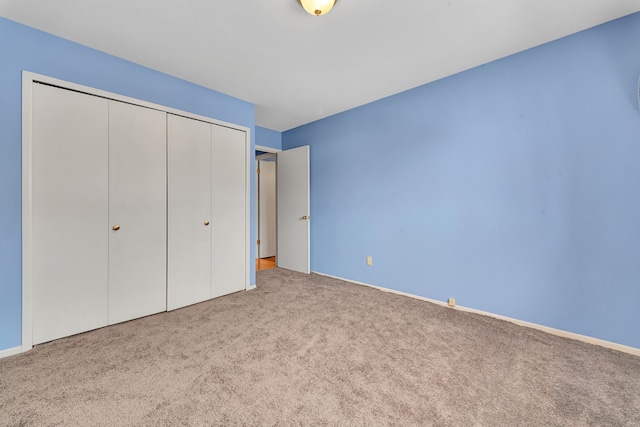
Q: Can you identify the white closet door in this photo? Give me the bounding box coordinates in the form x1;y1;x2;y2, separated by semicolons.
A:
108;101;167;324
211;125;247;298
167;115;212;310
32;84;109;344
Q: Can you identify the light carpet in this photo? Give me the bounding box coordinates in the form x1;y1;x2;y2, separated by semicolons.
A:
1;268;639;426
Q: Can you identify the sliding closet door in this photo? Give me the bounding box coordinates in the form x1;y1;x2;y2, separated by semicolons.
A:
167;114;212;310
108;101;167;324
211;125;247;298
31;84;109;344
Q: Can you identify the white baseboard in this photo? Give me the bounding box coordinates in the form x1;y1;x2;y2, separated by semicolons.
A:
246;284;257;291
312;271;640;357
0;346;23;359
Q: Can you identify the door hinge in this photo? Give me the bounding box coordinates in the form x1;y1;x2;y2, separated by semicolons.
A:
257;239;261;245
257;168;260;174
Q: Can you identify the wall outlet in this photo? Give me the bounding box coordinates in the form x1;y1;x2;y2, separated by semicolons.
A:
447;298;456;307
366;256;373;266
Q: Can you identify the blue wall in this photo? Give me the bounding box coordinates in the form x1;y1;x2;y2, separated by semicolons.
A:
283;12;640;349
0;17;256;352
256;126;282;150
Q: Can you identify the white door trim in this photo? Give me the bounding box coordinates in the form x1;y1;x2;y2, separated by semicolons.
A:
22;71;251;353
255;145;281;154
21;72;34;353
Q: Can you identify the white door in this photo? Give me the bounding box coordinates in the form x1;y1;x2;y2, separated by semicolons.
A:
258;160;277;258
211;125;247;298
31;84;109;344
277;146;310;274
167;114;212;310
108;101;167;324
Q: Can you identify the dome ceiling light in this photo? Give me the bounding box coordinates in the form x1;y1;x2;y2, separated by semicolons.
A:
298;0;338;17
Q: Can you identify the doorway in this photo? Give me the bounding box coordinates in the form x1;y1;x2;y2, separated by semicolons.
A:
256;151;277;271
255;144;310;274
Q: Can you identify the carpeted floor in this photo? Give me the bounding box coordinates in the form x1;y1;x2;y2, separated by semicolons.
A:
1;268;639;426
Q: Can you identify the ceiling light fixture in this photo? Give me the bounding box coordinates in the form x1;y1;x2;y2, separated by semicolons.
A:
298;0;337;17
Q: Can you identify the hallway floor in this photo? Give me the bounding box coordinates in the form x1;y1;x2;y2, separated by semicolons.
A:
256;256;276;271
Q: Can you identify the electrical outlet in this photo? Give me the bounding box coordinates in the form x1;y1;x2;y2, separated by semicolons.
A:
447;298;456;307
366;256;373;266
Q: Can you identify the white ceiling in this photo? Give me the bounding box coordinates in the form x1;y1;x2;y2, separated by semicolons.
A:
2;0;640;131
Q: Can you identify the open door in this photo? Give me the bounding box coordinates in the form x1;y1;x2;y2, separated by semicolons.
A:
277;146;310;274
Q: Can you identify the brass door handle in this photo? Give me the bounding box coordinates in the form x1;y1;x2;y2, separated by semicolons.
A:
204;221;210;226
112;225;120;231
301;215;309;220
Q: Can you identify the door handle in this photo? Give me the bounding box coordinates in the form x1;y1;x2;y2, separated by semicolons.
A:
112;225;120;231
204;221;210;226
301;215;310;220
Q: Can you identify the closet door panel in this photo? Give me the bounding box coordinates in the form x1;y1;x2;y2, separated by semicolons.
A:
32;84;109;344
108;101;167;324
167;115;212;310
211;125;246;298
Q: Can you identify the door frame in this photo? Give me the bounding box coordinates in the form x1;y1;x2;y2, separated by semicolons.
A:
22;71;252;352
255;146;280;261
